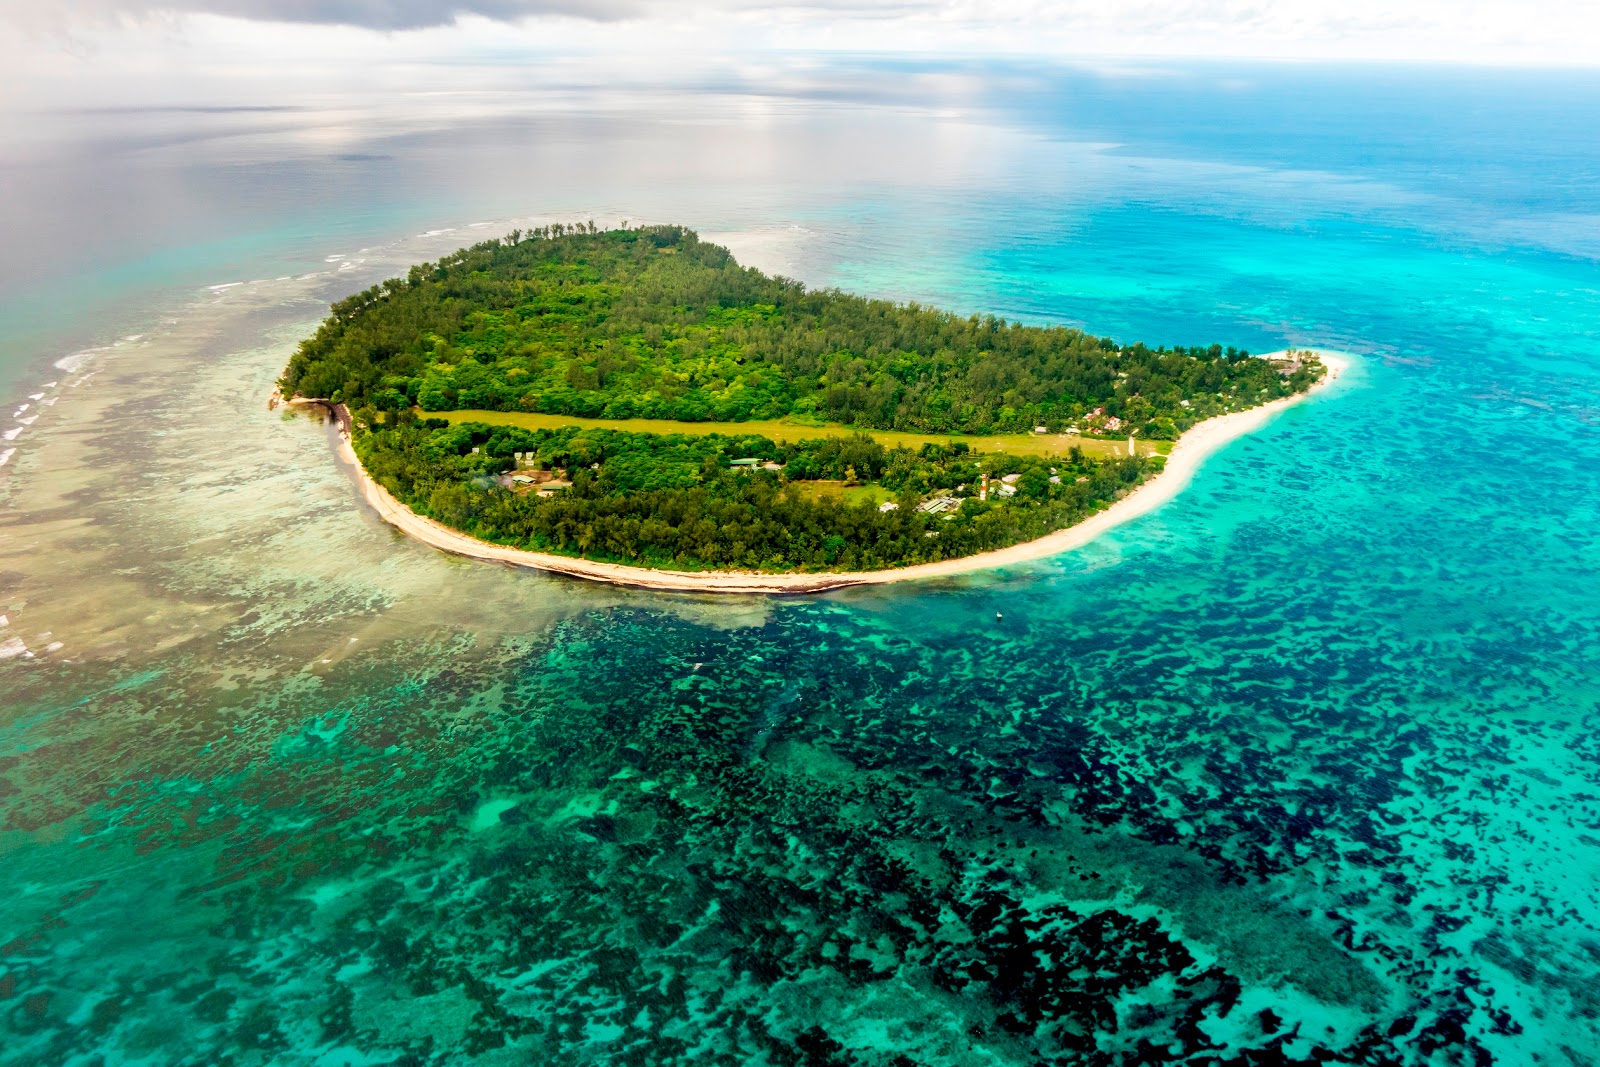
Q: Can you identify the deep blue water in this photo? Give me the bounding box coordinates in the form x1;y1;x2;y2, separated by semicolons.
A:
1;61;1598;1065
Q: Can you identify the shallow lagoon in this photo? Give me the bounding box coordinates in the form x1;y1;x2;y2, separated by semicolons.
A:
2;63;1599;1064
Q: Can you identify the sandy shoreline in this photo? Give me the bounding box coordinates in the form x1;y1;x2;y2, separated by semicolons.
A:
288;351;1346;595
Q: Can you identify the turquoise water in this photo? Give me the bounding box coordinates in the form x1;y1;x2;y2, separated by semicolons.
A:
2;63;1599;1064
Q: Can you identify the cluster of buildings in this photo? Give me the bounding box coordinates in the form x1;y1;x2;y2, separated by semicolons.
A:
1269;351;1307;375
503;454;571;496
1073;406;1123;433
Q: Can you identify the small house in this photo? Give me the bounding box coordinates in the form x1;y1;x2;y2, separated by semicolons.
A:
878;501;899;512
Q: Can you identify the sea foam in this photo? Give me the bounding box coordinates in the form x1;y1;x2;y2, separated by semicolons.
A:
55;350;100;373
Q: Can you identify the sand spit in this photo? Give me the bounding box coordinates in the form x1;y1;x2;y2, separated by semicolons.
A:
283;352;1346;595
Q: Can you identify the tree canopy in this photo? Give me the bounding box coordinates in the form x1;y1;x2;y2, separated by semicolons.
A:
282;224;1324;573
281;224;1321;438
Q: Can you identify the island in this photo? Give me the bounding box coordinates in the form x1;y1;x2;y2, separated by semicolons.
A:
277;224;1333;592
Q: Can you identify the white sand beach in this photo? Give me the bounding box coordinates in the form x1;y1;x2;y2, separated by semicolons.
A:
296;351;1346;595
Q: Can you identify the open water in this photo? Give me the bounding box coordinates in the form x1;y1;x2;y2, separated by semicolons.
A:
2;61;1599;1065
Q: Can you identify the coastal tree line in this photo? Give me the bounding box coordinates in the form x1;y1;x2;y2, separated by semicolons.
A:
353;417;1151;571
283;224;1321;572
282;226;1323;439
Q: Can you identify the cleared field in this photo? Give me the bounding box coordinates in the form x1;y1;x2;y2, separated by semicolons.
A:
785;480;895;506
428;409;1171;458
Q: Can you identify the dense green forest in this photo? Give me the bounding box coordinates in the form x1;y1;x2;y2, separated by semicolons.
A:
283;224;1323;573
281;223;1322;438
355;417;1154;572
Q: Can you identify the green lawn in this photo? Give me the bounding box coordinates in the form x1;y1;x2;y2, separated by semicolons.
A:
785;480;895;506
426;410;1171;459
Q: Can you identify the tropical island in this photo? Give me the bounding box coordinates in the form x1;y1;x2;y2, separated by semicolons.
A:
278;224;1331;591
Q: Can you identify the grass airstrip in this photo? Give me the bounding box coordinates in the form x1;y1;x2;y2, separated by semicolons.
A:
429;410;1172;460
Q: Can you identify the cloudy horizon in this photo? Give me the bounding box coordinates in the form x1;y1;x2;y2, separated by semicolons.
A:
4;0;1600;68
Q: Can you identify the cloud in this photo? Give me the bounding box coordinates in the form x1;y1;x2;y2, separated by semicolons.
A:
1;0;644;31
3;0;1598;63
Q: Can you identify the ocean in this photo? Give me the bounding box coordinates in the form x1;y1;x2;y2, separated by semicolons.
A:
2;60;1598;1065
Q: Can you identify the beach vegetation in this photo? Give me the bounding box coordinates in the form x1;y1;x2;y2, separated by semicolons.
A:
283;225;1323;573
353;421;1156;572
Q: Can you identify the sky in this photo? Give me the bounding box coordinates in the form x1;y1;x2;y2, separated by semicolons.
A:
1;1;1598;113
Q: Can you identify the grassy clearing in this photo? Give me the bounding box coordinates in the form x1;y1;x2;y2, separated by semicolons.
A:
428;410;1171;459
785;480;895;507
